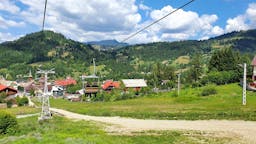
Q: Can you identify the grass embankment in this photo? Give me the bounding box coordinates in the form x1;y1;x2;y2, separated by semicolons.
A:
0;107;40;115
0;116;235;144
51;83;256;120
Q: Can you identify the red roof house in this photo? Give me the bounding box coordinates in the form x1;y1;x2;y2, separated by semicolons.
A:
0;84;18;96
101;80;120;91
55;77;77;87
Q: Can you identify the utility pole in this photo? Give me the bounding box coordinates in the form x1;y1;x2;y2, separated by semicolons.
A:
93;58;96;76
37;68;55;121
242;63;246;105
177;73;181;96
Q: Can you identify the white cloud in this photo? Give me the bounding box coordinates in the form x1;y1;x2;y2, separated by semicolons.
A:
246;3;256;27
211;26;224;35
225;16;249;32
0;16;25;29
225;3;256;32
0;0;20;14
18;0;142;43
0;32;18;43
139;3;151;11
145;5;222;41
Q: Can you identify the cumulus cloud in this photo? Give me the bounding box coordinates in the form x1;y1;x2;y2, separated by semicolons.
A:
145;5;223;41
225;3;256;32
0;16;25;29
0;32;18;43
17;0;142;42
0;0;20;14
246;3;256;27
225;16;249;32
7;0;256;44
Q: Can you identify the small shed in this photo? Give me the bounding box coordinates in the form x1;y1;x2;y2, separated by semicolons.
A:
122;79;147;91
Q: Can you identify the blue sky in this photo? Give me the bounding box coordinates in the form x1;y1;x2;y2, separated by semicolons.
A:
0;0;256;44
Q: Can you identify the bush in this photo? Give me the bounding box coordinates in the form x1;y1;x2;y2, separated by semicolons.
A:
201;85;217;96
200;71;239;85
0;111;18;135
16;96;29;106
0;92;7;103
6;100;13;108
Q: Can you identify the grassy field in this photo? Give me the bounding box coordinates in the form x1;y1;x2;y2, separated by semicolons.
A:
0;107;40;115
50;83;256;120
0;116;237;144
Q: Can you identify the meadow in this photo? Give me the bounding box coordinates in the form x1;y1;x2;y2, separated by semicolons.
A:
0;106;40;115
0;116;236;144
50;83;256;120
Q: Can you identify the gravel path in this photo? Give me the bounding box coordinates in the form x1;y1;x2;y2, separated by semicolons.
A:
50;108;256;143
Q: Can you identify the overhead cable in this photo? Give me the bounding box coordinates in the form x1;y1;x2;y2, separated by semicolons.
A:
121;0;195;43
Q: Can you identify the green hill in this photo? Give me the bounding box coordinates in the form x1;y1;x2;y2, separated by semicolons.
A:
0;31;111;78
0;29;255;80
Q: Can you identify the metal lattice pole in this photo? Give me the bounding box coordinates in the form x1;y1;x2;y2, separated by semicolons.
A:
37;68;55;121
242;63;246;105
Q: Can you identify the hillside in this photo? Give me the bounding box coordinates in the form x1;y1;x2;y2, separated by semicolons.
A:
0;31;112;78
0;29;255;80
87;39;128;51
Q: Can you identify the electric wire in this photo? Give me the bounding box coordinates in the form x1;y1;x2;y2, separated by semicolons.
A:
121;0;195;43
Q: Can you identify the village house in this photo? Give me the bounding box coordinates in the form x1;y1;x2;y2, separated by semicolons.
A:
122;79;147;92
54;76;77;87
0;84;18;96
101;80;120;91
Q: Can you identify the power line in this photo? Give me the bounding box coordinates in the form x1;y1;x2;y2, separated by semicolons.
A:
42;0;48;31
121;0;196;43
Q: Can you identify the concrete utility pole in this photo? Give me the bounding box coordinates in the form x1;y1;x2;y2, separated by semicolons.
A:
242;63;246;105
37;68;55;121
93;58;96;76
177;73;181;96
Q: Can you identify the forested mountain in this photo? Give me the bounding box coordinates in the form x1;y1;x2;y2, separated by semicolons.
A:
0;29;255;81
0;31;112;79
87;39;128;51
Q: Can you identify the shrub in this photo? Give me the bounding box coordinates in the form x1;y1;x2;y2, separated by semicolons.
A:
0;111;18;135
0;92;7;103
201;85;217;96
6;100;13;108
16;96;29;106
200;71;239;85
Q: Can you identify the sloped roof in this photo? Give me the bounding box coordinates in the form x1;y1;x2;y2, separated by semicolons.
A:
122;79;147;88
0;84;17;93
252;56;256;66
55;77;77;86
102;80;120;90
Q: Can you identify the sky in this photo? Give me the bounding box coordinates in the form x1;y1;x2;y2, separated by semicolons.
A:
0;0;256;44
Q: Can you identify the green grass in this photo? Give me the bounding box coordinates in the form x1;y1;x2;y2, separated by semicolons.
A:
0;116;236;144
0;107;40;115
50;83;256;120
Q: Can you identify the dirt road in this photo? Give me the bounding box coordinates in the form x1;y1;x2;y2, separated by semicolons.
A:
50;108;256;143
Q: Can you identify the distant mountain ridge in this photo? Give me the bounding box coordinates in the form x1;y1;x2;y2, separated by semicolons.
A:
86;39;128;51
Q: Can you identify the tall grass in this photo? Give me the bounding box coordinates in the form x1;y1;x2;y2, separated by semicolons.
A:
0;107;40;115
